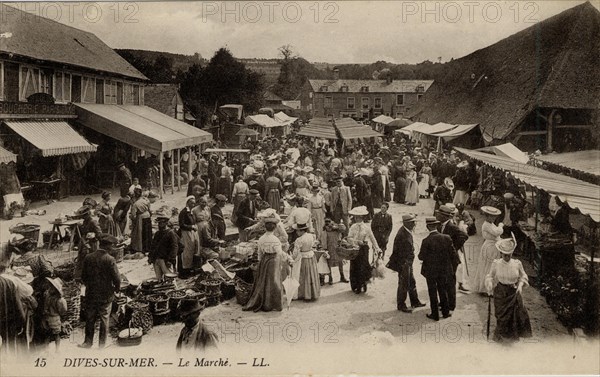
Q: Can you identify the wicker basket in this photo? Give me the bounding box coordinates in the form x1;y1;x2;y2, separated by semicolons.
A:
54;263;75;282
9;223;40;247
62;281;81;325
337;246;360;261
235;280;253;306
109;246;124;263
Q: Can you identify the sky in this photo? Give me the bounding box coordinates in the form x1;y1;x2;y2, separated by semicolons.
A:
6;1;596;64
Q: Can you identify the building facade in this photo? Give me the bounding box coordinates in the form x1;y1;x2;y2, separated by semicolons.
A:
304;77;434;120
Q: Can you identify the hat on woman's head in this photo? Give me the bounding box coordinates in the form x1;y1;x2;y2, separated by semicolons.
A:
262;211;280;224
503;192;515;200
75;205;92;217
444;177;454;190
481;206;501;216
496;233;517;254
348;206;369;216
154;210;171;221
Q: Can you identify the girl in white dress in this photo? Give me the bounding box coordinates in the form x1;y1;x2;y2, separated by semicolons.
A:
472;206;504;294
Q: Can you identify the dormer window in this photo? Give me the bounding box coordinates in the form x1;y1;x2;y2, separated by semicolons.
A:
361;86;369;92
320;86;328;92
340;85;349;92
416;85;425;93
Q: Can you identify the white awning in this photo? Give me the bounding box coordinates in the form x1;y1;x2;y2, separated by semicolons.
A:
372;115;394;125
477;143;530;164
245;114;283;128
415;122;458;136
434;124;479;140
397;121;431;135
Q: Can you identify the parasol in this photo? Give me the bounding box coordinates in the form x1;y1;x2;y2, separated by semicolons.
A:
282;275;299;310
236;128;260;137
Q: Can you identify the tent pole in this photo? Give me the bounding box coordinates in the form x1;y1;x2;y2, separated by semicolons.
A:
171;151;175;195
188;147;192;176
159;151;164;199
437;136;442;153
177;149;181;191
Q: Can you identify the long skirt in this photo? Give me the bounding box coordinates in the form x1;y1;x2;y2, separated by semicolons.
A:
311;208;325;246
231;193;246;225
266;189;281;214
472;240;500;293
216;177;232;201
181;230;198;269
418;174;430;197
405;180;419;204
130;216;151;252
296;257;321;301
101;215;121;238
493;283;532;342
394;177;406;203
453;190;469;205
350;245;371;292
243;253;283;312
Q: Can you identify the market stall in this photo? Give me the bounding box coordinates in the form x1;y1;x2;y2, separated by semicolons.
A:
455;146;600;333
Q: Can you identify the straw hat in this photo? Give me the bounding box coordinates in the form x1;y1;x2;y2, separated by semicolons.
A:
444;178;455;190
425;217;440;226
503;192;515;200
13;267;34;284
292;223;309;231
402;214;417;222
263;212;280;224
46;277;64;296
481;206;501;216
348;206;369;216
496;233;517;254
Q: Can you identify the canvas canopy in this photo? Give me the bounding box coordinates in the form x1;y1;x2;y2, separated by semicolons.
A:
245;115;283;128
434;124;480;141
477;143;530;164
274;111;298;125
372;115;394;125
3;120;97;157
397;122;431;135
455;147;600;222
415;122;458;136
75;104;212;155
0;146;17;164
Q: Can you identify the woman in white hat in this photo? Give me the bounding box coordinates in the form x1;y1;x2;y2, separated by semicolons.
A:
347;206;382;294
485;234;532;343
243;213;290;312
404;162;419;206
472;206;504;294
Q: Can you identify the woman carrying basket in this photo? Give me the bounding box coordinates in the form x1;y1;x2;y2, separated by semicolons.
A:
347;206;381;294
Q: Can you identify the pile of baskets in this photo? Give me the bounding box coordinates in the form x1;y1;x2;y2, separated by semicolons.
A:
145;294;170;325
199;278;223;307
124;301;153;334
62;281;81;325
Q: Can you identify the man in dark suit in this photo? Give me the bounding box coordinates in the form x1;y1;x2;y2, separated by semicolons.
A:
80;234;121;348
387;214;425;313
352;170;370;209
186;170;207;197
437;204;468;310
236;189;259;241
418;217;455;321
371;202;393;258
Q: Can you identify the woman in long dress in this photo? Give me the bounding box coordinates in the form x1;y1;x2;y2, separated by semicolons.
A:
290;223;320;301
404;163;419;205
97;191;120;237
265;169;283;214
243;213;291;312
347;206;381;294
485;234;532;343
473;206;504;294
394;168;407;204
307;184;326;246
130;190;155;253
418;162;432;198
231;176;248;226
178;196;198;278
216;161;232;202
323;218;347;284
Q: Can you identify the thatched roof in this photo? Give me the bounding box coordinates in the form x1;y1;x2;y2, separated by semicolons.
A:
0;4;147;81
408;2;600;142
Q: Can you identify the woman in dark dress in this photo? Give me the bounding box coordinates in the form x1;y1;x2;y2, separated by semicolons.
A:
346;206;381;294
394;169;407;204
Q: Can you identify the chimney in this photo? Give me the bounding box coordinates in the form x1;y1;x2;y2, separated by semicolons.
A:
333;67;340;80
386;76;393;84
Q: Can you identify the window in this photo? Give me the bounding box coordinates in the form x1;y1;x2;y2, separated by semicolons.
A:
416;85;425;93
360;86;369;92
340;85;348;92
123;83;140;105
361;97;369;110
320;86;328;92
81;76;96;103
418;94;423;101
53;71;72;103
347;97;355;109
19;65;52;101
324;96;332;109
104;80;119;104
374;97;382;109
396;94;404;105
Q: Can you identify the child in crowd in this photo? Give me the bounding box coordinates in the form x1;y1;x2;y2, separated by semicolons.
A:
322;218;347;284
43;277;67;352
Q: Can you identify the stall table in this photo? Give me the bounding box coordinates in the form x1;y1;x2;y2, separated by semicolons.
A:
48;219;83;252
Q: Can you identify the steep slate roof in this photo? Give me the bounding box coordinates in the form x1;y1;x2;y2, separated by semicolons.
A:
0;4;147;81
308;79;434;93
408;2;600;142
144;84;181;118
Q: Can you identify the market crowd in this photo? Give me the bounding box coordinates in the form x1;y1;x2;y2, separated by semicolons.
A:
2;131;552;353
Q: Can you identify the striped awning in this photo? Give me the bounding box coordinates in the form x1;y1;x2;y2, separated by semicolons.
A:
0;145;17;164
3;121;97;157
